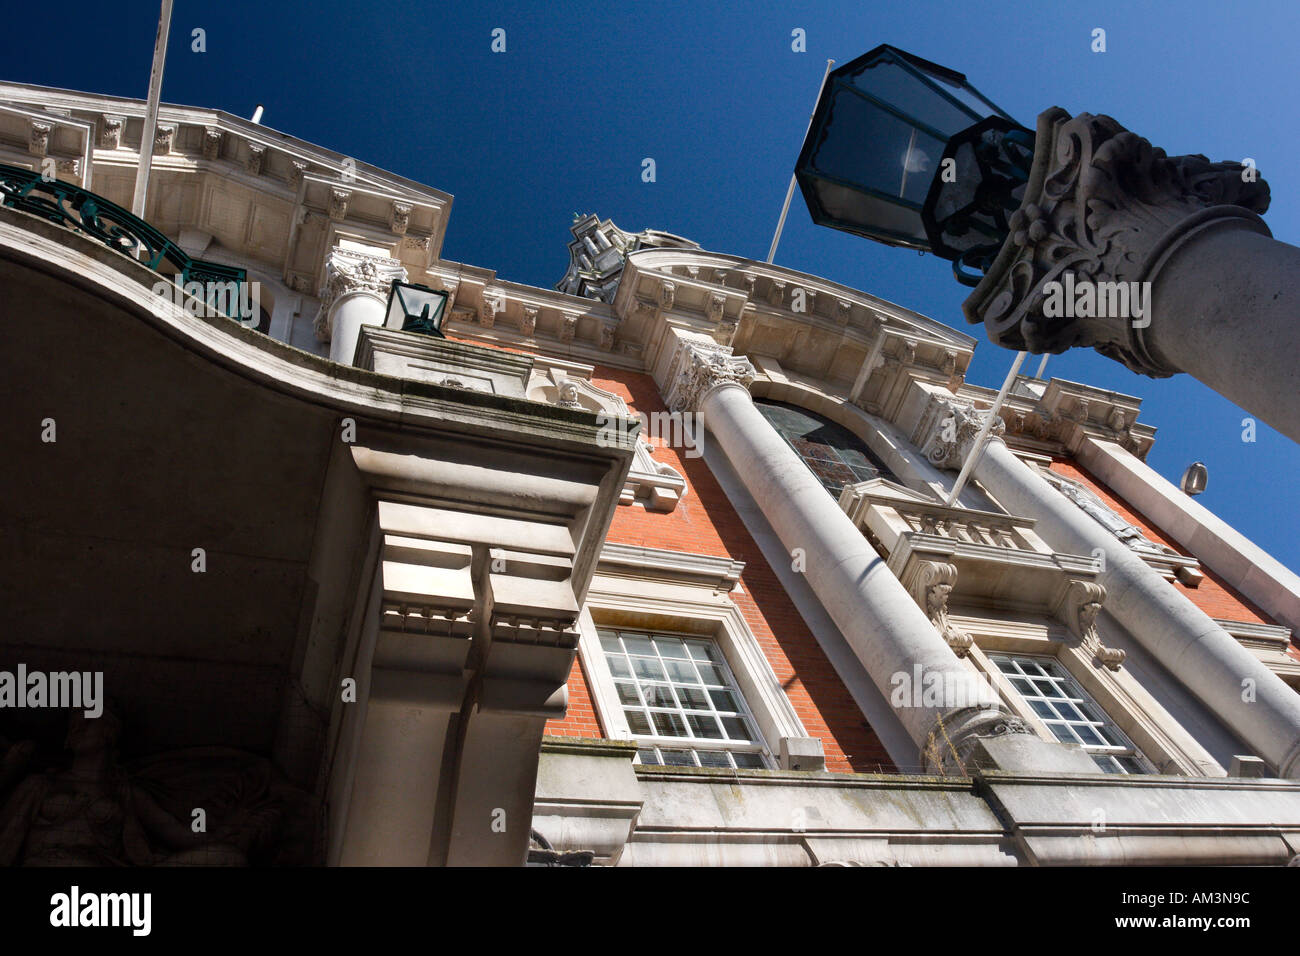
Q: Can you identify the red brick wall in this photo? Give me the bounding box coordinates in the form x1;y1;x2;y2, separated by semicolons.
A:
1049;459;1276;626
543;365;894;773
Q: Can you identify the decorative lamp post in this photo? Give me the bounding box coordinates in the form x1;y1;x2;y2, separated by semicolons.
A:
795;45;1300;446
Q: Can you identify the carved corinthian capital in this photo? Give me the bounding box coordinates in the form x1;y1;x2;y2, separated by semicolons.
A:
313;248;407;341
964;108;1271;377
665;341;755;413
911;393;1005;472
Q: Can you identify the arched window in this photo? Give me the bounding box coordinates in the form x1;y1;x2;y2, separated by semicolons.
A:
755;399;898;496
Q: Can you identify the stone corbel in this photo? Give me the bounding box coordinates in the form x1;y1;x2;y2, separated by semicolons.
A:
907;561;973;658
836;299;852;325
658;279;675;311
100;114;125;150
1059;580;1126;670
479;294;501;329
767;279;786;308
559;311;578;342
202;127;223;161
598;322;616;351
154;124;175;156
389;201;411;235
519;305;538;336
28;120;51;157
290;160;309;186
705;291;725;325
328;187;351;221
244;142;266;176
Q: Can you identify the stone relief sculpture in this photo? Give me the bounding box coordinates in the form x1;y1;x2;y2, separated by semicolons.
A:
1040;469;1174;557
0;708;318;866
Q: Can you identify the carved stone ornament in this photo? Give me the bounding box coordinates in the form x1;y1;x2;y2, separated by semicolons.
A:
923;704;1033;775
154;124;175;156
479;295;500;329
519;305;537;336
1040;469;1173;559
244;142;266;176
390;201;411;235
313;248;407;341
328;187;351;222
100;114;125;149
202;127;223;161
28;121;51;157
911;561;973;658
554;379;583;409
1060;580;1126;670
658;279;675;311
912;393;1005;472
665;341;755;413
598;322;616;351
964;108;1272;377
559;312;578;342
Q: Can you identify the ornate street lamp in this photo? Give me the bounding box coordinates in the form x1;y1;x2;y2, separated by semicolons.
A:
795;44;1031;283
385;280;449;337
793;44;1300;446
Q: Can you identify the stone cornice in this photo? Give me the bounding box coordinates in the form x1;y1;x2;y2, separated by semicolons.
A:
597;543;745;592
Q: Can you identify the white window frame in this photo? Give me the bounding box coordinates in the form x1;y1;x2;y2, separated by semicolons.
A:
576;546;811;769
598;627;771;769
985;652;1152;774
955;612;1225;776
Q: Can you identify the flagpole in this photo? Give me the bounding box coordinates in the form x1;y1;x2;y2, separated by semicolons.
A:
766;58;835;264
944;350;1028;506
131;0;174;219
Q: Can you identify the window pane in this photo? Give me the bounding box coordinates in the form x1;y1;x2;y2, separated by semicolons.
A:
659;749;694;767
623;635;655;655
625;710;652;735
688;714;725;739
695;662;725;685
675;686;711;710
708;689;739;712
655;639;691;659
643;684;678;708
632;658;667;681
599;633;622;653
731;752;766;769
636;748;661;766
697;750;731;768
606;656;631;679
688;643;716;662
755;399;899;498
721;716;753;741
652;712;686;737
614;682;641;705
665;659;698;683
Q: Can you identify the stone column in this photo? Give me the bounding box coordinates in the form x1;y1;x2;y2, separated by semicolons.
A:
665;338;1059;772
1071;433;1300;634
314;247;407;366
964;108;1300;443
972;435;1300;778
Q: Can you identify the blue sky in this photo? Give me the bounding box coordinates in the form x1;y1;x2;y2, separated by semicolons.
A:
4;0;1298;573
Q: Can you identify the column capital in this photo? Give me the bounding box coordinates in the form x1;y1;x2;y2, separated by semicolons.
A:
313;247;407;342
964;107;1271;377
911;392;1004;471
664;339;755;413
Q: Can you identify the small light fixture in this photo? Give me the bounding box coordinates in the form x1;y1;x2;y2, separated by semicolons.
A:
1180;462;1209;496
385;280;449;338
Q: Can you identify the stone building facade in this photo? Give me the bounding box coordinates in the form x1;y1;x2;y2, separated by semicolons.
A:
2;83;1300;866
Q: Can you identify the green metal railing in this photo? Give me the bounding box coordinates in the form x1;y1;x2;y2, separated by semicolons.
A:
0;162;249;318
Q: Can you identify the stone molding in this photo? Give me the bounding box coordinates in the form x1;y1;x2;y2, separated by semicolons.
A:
964;107;1271;377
